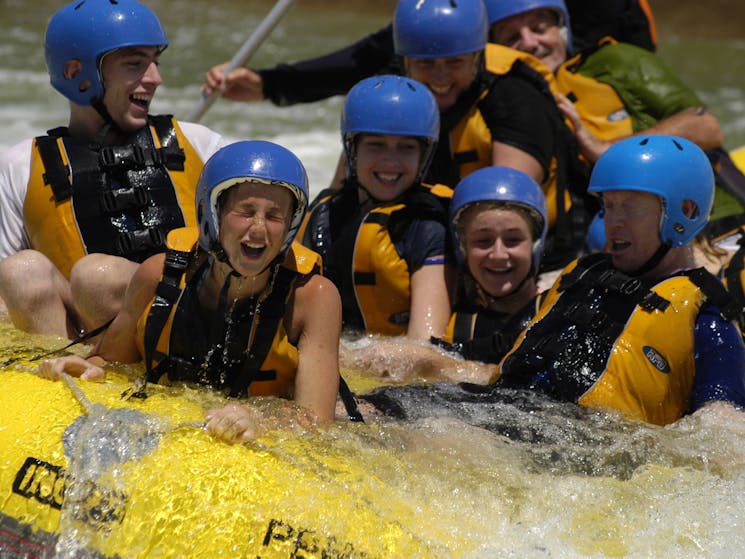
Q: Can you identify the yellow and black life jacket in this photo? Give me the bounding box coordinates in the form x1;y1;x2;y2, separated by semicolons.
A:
439;296;539;365
498;253;739;425
138;227;321;399
24;116;202;278
483;45;569;227
485;43;561;98
555;38;634;142
301;182;451;336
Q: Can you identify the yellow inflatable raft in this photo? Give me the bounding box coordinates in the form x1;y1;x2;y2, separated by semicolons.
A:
0;367;431;558
3;321;745;558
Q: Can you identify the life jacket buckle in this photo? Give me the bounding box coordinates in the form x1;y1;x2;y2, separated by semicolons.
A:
619;278;643;295
100;187;151;214
99;145;146;169
116;227;166;256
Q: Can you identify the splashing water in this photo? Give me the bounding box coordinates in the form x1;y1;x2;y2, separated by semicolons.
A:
1;318;745;558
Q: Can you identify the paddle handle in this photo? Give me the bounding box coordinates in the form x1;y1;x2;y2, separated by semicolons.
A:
185;0;298;123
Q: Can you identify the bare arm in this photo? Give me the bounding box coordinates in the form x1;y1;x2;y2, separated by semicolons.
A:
492;141;545;184
407;263;452;341
641;107;723;151
340;337;497;384
289;274;342;422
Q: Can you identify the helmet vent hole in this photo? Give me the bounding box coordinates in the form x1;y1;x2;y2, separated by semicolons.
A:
682;199;699;219
672;139;684;151
639;138;649;145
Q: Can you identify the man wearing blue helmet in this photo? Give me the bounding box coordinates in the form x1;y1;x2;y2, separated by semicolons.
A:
0;0;225;339
496;136;745;425
40;140;347;441
485;0;745;240
301;75;453;341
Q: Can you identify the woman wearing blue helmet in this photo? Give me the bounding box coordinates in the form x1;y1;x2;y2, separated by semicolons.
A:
498;136;745;425
342;166;549;384
40;141;346;441
392;0;559;188
301;75;452;341
0;0;225;339
444;166;547;350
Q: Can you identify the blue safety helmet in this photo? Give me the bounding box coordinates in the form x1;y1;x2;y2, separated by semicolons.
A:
45;0;168;106
588;136;714;248
585;211;607;253
484;0;573;55
341;75;440;183
450;166;548;273
393;0;489;58
196;140;309;257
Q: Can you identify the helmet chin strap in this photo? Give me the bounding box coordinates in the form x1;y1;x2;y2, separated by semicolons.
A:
628;242;671;277
473;270;532;308
89;97;125;146
356;183;385;206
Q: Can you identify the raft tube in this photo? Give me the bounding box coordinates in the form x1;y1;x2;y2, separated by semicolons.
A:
0;370;428;558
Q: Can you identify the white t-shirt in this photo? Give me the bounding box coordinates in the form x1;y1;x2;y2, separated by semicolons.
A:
0;121;227;259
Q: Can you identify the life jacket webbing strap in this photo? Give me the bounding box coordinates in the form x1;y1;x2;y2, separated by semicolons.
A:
687;267;742;325
339;375;364;422
452;312;476;344
143;247;195;384
35;136;73;201
150;115;186;171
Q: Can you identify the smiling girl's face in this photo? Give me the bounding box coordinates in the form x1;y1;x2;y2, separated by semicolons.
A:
461;204;535;302
354;133;423;202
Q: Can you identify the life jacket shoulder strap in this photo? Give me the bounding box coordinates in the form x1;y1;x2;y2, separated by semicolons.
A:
143;228;200;381
558;253;612;290
686;267;742;325
34;135;73;202
149;115;186;171
563;37;617;74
